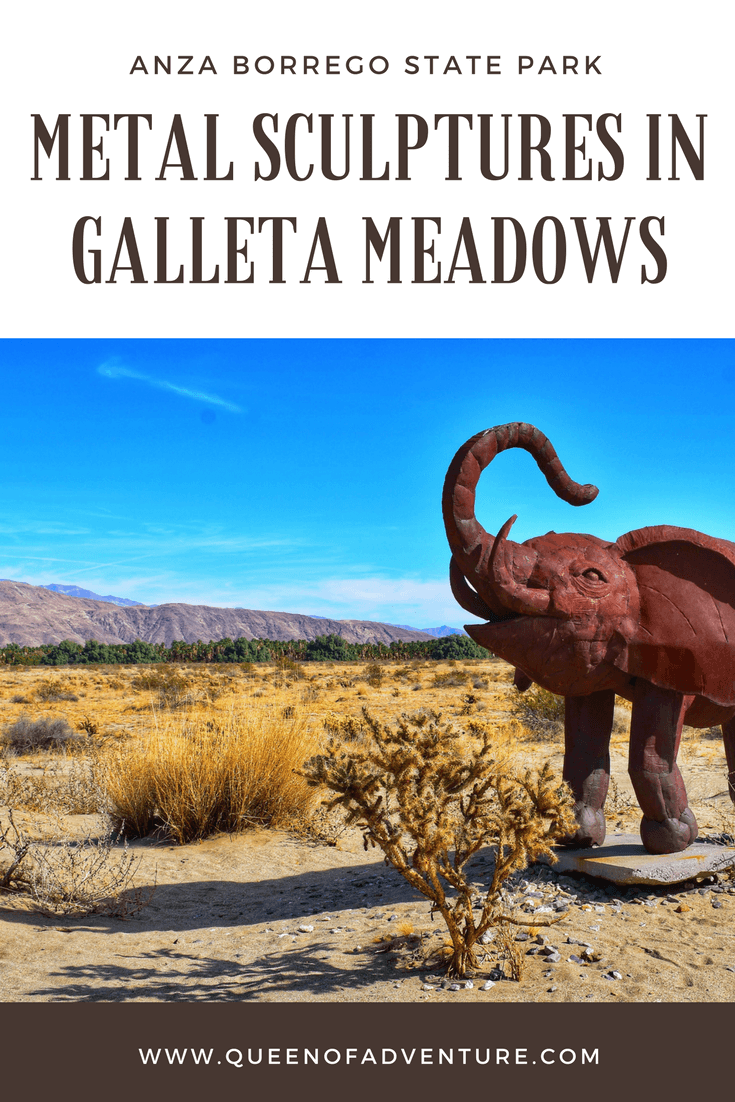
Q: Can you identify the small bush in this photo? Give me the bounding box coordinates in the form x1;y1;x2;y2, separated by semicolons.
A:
0;813;153;918
323;714;365;742
274;657;306;681
363;663;384;688
301;707;575;977
0;758;104;815
35;679;79;703
510;685;565;741
131;668;170;692
431;670;469;688
27;828;153;917
102;707;320;844
132;668;196;709
1;716;85;757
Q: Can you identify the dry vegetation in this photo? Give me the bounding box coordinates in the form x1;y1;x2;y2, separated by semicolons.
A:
301;707;575;975
0;655;731;849
1;656;733;992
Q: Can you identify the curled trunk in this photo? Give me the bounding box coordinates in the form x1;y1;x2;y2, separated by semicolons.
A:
443;423;598;617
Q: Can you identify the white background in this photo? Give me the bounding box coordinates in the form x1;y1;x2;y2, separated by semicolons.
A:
3;0;731;337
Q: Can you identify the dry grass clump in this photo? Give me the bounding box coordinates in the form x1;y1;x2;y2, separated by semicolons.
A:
35;678;79;703
129;668;169;691
431;669;470;688
301;707;575;977
131;667;195;709
361;664;385;688
510;684;565;741
102;706;321;844
272;657;307;686
1;715;86;757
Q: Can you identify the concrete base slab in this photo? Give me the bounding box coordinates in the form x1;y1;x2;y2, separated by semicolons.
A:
543;833;735;886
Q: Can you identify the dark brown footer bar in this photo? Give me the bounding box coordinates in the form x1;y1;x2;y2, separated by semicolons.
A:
0;1003;724;1099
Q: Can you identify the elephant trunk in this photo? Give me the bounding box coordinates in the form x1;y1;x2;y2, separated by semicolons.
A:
442;423;598;618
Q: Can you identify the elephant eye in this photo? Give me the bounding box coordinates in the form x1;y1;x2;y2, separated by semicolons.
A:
582;568;607;583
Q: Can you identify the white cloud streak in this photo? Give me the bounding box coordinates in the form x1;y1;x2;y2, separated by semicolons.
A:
98;362;242;413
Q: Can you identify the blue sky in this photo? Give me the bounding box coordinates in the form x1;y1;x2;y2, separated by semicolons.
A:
0;338;732;627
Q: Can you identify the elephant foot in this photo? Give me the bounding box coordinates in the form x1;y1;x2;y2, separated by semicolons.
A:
640;808;699;854
558;805;606;849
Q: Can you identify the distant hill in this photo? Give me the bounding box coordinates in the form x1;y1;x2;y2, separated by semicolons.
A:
37;587;467;639
394;624;468;637
42;584;146;607
0;580;434;648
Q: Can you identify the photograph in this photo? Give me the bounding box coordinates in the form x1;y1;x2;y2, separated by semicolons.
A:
0;336;733;1009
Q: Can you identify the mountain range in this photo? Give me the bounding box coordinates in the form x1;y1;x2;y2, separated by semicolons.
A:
0;581;435;648
36;585;466;639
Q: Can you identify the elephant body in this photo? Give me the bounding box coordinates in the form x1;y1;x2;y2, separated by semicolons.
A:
443;423;735;855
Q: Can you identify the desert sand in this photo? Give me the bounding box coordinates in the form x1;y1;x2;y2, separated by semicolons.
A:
1;659;734;1003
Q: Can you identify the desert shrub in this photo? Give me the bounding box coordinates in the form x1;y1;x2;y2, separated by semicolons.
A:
0;758;104;815
301;707;575;977
323;714;366;742
76;716;99;736
274;657;306;681
0;811;31;889
431;670;469;688
362;663;384;688
35;679;79;703
607;777;636;818
26;829;152;917
10;694;31;704
510;685;565;741
132;668;195;709
1;715;85;757
131;668;169;691
102;707;320;844
0;812;153;917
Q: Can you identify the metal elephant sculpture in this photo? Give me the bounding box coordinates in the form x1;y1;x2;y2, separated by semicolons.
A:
443;422;735;856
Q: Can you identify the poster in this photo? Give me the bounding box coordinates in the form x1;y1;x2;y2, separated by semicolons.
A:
1;2;733;1097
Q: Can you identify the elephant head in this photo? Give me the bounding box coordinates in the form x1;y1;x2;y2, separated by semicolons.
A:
443;423;735;707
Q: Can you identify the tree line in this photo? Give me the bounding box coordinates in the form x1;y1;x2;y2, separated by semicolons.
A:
0;632;487;667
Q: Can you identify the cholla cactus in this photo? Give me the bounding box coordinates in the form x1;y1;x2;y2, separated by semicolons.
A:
301;708;575;977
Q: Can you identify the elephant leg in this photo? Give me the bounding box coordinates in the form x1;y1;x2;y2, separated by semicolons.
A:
628;682;698;854
559;689;615;848
722;716;735;807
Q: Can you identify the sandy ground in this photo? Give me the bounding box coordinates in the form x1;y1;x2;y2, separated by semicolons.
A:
1;660;734;1003
2;801;734;1004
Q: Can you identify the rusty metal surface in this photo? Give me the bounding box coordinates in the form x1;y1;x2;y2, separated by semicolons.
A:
443;423;735;856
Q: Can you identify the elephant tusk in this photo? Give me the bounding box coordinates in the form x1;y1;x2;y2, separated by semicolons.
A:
490;515;551;616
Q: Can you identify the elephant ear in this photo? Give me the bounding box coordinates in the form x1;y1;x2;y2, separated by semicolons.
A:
613;525;735;706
